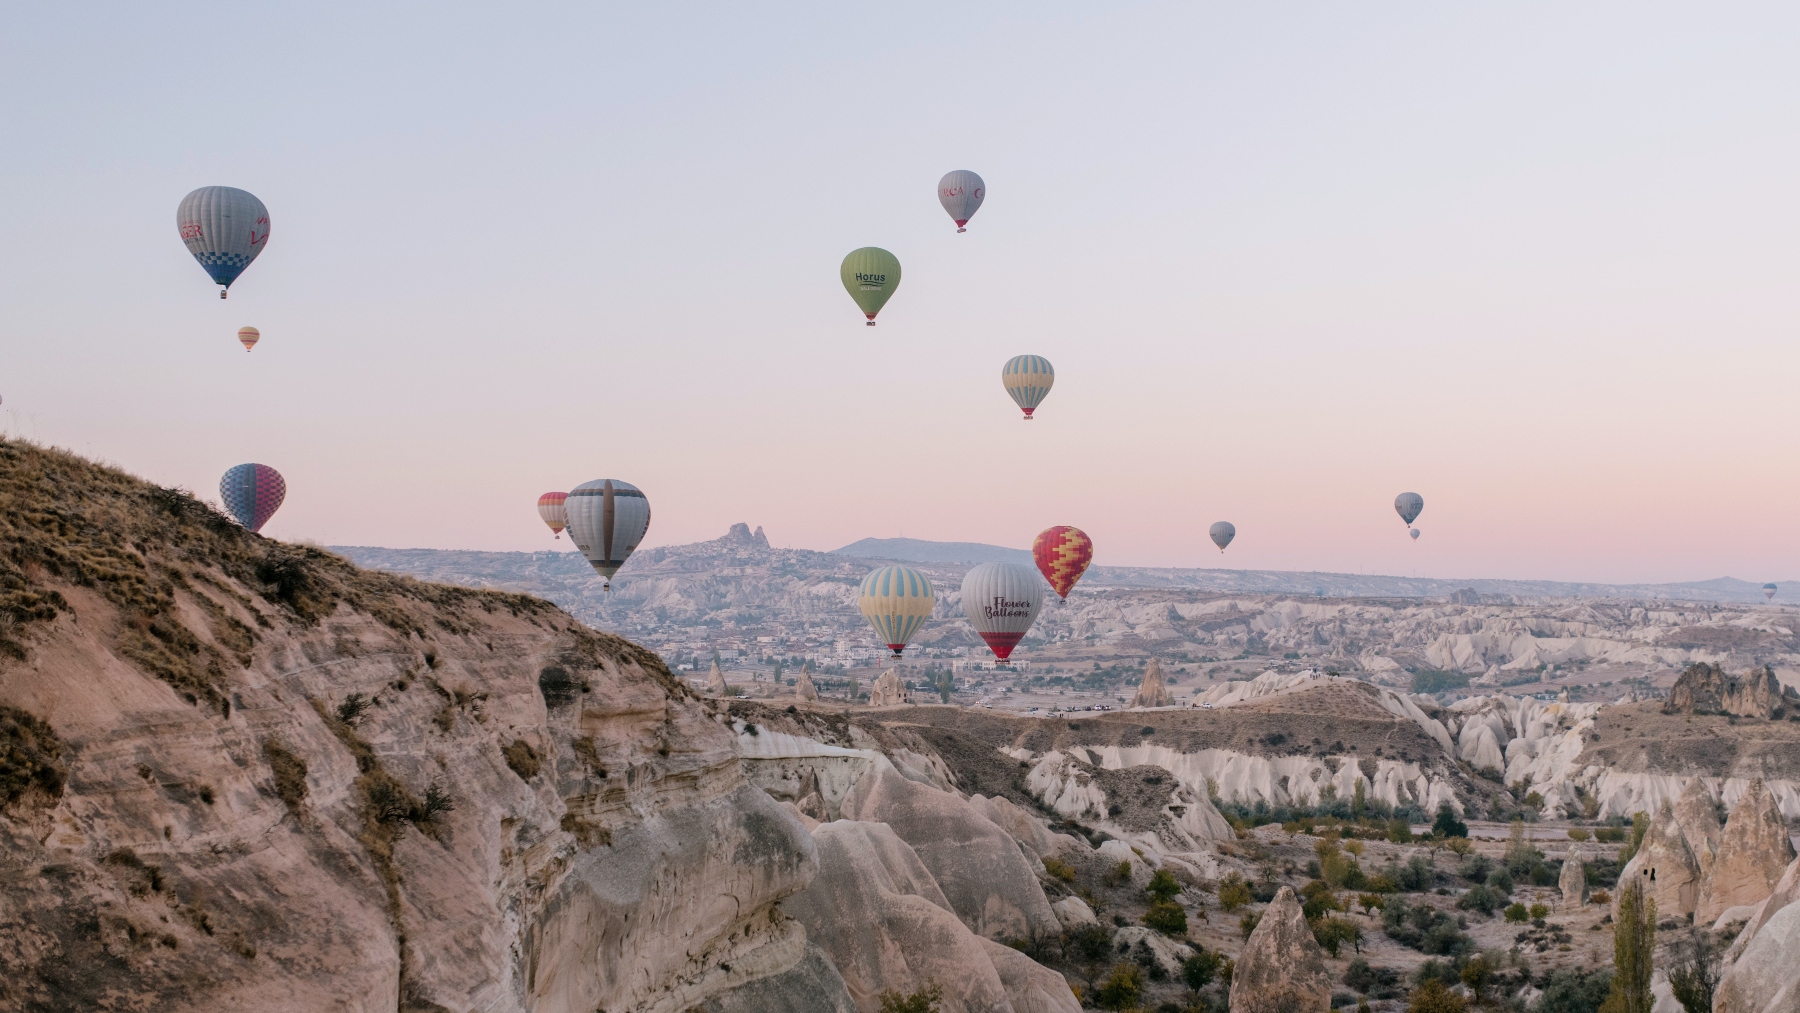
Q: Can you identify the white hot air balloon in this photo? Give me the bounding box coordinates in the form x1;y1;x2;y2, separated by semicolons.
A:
937;170;985;232
1409;527;1420;541
1209;522;1235;553
565;479;651;590
177;186;271;298
961;561;1041;663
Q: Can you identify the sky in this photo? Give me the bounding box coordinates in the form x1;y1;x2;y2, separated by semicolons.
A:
3;3;1799;584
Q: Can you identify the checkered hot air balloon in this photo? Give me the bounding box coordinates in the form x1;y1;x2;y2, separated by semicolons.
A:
1002;355;1054;420
858;565;935;659
219;464;286;533
178;187;270;298
537;491;568;539
566;479;651;590
1033;526;1093;600
962;562;1042;662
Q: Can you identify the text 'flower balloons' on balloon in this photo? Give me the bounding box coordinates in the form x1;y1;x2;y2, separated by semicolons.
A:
962;562;1042;662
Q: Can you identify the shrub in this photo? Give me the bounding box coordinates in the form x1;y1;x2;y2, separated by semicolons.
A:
1103;860;1134;887
1042;857;1077;882
1313;916;1361;957
1529;903;1549;920
1146;869;1182;901
1407;979;1467;1013
1538;969;1613;1013
502;739;541;780
1593;827;1625;843
0;706;66;809
1144;899;1188;936
1459;955;1493;1002
335;692;370;725
1457;885;1503;916
537;665;586;708
878;984;942;1013
1568;827;1592;842
1096;963;1144;1010
1395;856;1435;892
1345;959;1401;999
1590;889;1611;906
1432;804;1468;839
1240;912;1261;939
1183;950;1221;991
1503;902;1528;923
1444;837;1474;857
1219;872;1252;911
1388;819;1415;844
263;739;308;810
1486;868;1514;894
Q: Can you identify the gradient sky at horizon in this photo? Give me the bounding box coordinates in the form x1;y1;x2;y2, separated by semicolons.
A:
4;4;1799;584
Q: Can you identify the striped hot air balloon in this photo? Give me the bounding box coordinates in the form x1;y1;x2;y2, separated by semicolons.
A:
178;187;270;298
237;326;260;351
1002;355;1054;419
1033;526;1093;600
220;464;286;533
840;247;901;325
566;479;651;590
1209;522;1235;553
537;491;568;539
962;562;1042;662
937;170;986;232
859;565;935;658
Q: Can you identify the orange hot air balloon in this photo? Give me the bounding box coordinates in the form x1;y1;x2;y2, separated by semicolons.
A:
1033;525;1093;600
537;491;568;539
237;326;260;351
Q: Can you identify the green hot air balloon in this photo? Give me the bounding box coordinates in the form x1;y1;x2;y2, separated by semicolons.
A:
840;247;901;326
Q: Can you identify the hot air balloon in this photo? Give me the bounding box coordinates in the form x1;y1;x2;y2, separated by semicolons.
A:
178;187;270;298
237;326;260;351
840;247;901;325
1002;355;1054;420
537;491;568;539
1033;526;1092;600
1395;492;1424;526
1763;583;1777;601
566;479;651;590
219;463;286;533
962;562;1042;662
1409;527;1421;541
859;565;935;658
1209;522;1235;553
937;170;985;232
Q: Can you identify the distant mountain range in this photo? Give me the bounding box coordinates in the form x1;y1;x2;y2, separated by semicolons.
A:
828;537;1790;604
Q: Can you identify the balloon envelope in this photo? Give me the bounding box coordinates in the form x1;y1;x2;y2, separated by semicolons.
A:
1002;355;1054;419
1033;526;1092;599
1394;492;1424;525
937;170;986;231
220;463;285;533
840;247;901;324
1409;527;1420;541
962;562;1042;661
178;187;270;295
859;565;936;657
566;479;651;587
237;326;259;351
1764;583;1778;600
1209;521;1235;552
537;491;568;538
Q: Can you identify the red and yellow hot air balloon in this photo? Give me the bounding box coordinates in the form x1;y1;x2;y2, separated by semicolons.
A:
537;491;568;539
1033;525;1093;600
237;326;260;351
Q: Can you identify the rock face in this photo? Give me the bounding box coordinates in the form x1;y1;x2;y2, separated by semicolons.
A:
1672;778;1724;883
1130;657;1174;708
1618;801;1704;921
1701;779;1797;924
707;659;729;695
0;442;825;1013
842;767;1061;942
795;663;819;702
1715;863;1800;1013
868;668;909;707
783;820;1078;1013
1230;885;1332;1013
1561;847;1587;910
1663;663;1793;719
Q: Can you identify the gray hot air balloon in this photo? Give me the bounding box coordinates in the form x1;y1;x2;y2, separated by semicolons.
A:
1409;527;1420;541
1394;492;1424;526
565;479;651;591
1209;521;1235;553
177;187;270;298
1763;583;1777;601
937;170;985;232
961;561;1041;662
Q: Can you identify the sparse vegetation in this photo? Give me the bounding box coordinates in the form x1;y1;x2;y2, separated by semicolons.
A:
1042;856;1076;882
1095;963;1144;1010
0;704;65;810
502;739;541;780
1407;978;1467;1013
877;984;942;1013
336;692;370;725
263;739;308;811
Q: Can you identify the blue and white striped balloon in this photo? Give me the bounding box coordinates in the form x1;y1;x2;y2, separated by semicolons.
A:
1001;355;1054;420
177;187;270;298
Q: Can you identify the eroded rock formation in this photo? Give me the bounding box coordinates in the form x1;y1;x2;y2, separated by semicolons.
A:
868;669;909;707
796;663;819;702
1716;856;1800;1013
1618;801;1704;920
1663;663;1793;719
1561;847;1587;910
1701;779;1797;924
707;659;729;695
1130;657;1173;708
1229;885;1331;1013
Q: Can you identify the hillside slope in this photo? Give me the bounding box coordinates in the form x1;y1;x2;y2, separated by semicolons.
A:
0;441;817;1013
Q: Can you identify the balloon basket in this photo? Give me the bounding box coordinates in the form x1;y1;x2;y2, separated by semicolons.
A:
957;227;967;233
865;321;876;327
220;289;228;299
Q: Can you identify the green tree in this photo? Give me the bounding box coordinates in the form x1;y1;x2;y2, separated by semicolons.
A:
1095;963;1143;1011
1146;869;1181;902
1240;911;1261;939
933;669;954;703
1352;779;1367;819
1503;903;1528;923
1183;950;1221;992
1219;872;1251;911
1432;804;1469;839
877;984;941;1013
1408;979;1468;1013
1665;931;1719;1013
1144;899;1188;937
1618;812;1651;864
1067;924;1114;987
1603;878;1655;1013
1313;916;1361;957
1459;955;1493;1004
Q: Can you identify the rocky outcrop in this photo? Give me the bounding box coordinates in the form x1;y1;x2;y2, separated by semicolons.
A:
783;820;1078;1013
1715;858;1800;1013
1050;896;1097;930
968;792;1066;860
1130;657;1174;708
1619;802;1704;920
1230;885;1332;1013
842;766;1061;942
0;442;827;1013
795;663;819;702
1664;663;1793;719
869;669;909;707
1701;779;1797;924
1673;778;1724;883
692;944;859;1013
707;659;729;695
1561;847;1587;910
